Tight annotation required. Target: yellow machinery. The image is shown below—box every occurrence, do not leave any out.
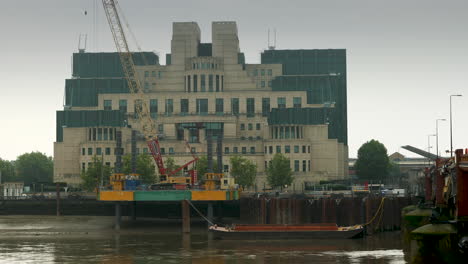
[160,175,192,185]
[110,173,139,191]
[220,177,236,190]
[204,173,223,190]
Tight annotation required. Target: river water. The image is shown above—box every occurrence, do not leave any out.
[0,221,408,264]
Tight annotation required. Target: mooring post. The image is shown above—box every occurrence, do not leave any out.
[56,183,60,216]
[115,202,121,230]
[182,200,191,233]
[207,202,214,227]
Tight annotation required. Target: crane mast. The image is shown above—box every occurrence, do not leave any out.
[101,0,155,138]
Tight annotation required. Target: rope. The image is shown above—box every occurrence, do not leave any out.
[363,197,386,227]
[185,200,215,226]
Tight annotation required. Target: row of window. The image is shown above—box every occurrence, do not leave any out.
[271,126,304,140]
[82,147,114,156]
[105,96,303,117]
[265,160,311,172]
[240,123,261,131]
[185,74,223,92]
[265,145,311,154]
[192,62,219,70]
[253,69,273,76]
[143,71,162,78]
[88,128,117,141]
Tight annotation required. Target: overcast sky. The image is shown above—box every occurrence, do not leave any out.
[1,0,467,161]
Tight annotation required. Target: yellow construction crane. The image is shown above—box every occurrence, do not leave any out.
[101,0,156,139]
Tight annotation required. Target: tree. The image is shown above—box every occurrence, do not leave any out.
[81,156,112,191]
[122,154,156,184]
[195,156,218,179]
[267,153,293,189]
[354,139,390,183]
[15,152,53,185]
[0,158,16,182]
[164,157,179,174]
[230,155,257,189]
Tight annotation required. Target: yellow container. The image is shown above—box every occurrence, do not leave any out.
[191,190,226,201]
[100,191,134,201]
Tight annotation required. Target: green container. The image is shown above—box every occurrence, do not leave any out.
[134,191,192,201]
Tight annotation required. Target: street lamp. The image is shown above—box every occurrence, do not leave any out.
[436,119,446,158]
[450,94,462,157]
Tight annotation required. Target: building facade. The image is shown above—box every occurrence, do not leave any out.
[54,21,348,189]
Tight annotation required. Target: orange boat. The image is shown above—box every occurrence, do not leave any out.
[209,223,364,240]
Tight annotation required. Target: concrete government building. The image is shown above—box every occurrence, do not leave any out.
[54,21,348,189]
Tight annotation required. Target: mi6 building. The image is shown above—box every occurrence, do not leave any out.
[54,21,348,189]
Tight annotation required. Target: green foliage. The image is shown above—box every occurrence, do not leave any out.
[230,155,257,188]
[355,139,390,182]
[0,158,16,182]
[81,156,112,191]
[267,153,293,189]
[122,154,156,184]
[15,152,53,185]
[195,156,218,179]
[164,157,179,174]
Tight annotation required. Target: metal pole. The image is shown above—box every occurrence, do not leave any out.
[436,119,446,158]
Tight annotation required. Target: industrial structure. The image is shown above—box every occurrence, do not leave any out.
[54,21,348,189]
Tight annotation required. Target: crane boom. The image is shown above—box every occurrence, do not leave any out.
[101,0,155,138]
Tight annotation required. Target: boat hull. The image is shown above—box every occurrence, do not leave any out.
[209,227,364,240]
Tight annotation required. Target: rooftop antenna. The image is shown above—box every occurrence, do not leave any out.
[268,28,276,50]
[78,33,87,53]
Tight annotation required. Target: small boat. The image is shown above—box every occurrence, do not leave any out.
[209,223,364,240]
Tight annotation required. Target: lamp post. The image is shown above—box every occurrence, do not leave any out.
[427,134,436,166]
[436,119,446,159]
[450,94,462,157]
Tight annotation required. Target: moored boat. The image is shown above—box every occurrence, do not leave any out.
[209,223,364,240]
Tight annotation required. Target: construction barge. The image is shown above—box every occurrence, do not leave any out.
[209,223,364,240]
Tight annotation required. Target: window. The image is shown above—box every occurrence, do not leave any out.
[253,69,258,76]
[144,82,149,91]
[250,147,255,154]
[105,162,111,167]
[180,99,189,114]
[165,99,173,115]
[193,75,198,92]
[96,147,102,155]
[196,99,208,115]
[201,74,206,92]
[216,75,220,92]
[103,128,108,140]
[169,147,174,154]
[104,100,112,110]
[294,160,299,172]
[248,123,253,130]
[225,147,230,154]
[151,71,156,77]
[262,98,270,116]
[119,99,127,112]
[293,97,302,108]
[144,71,149,77]
[110,128,114,140]
[302,145,306,153]
[269,146,273,154]
[268,80,272,87]
[285,127,290,139]
[276,146,281,153]
[256,123,261,130]
[240,123,245,130]
[209,75,213,92]
[97,128,102,140]
[285,145,291,153]
[268,69,272,76]
[294,145,299,153]
[231,98,239,115]
[303,160,307,172]
[105,147,111,155]
[223,165,229,172]
[158,71,162,78]
[215,98,224,114]
[246,98,255,117]
[308,160,311,171]
[160,148,165,154]
[150,99,158,118]
[88,148,93,155]
[82,163,85,171]
[242,147,247,154]
[158,124,164,134]
[261,69,265,76]
[261,81,265,87]
[233,147,238,153]
[277,97,286,109]
[187,75,191,92]
[308,146,311,153]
